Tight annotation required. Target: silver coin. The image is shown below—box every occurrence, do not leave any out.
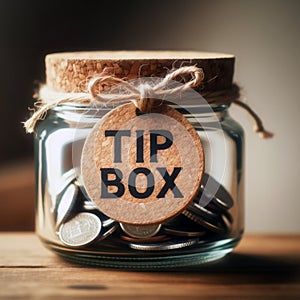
[58,212,102,247]
[83,200,98,211]
[187,201,220,222]
[102,218,116,228]
[55,183,78,228]
[98,224,118,241]
[129,238,199,251]
[82,201,115,228]
[120,223,161,239]
[163,227,206,237]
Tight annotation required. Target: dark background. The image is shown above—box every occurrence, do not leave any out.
[0,0,199,165]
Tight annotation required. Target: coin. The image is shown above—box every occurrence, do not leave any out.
[205,199,228,214]
[55,183,78,228]
[120,223,161,239]
[200,173,234,209]
[82,200,116,228]
[102,217,116,228]
[162,214,207,237]
[83,200,98,211]
[182,210,226,234]
[183,200,232,235]
[220,213,232,232]
[206,202,233,223]
[120,234,170,243]
[163,227,206,237]
[98,224,118,241]
[212,194,233,211]
[129,238,199,251]
[163,213,199,228]
[186,201,220,222]
[50,169,77,212]
[58,212,102,247]
[52,168,77,199]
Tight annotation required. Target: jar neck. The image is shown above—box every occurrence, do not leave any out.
[175,104,230,127]
[52,103,230,125]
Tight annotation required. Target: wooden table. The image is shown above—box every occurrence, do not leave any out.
[0,233,299,299]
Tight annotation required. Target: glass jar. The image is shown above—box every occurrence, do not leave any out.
[34,102,244,269]
[32,51,245,269]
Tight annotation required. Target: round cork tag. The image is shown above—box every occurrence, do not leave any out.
[81,102,204,225]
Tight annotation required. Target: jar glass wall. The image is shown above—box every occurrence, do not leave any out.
[34,103,244,269]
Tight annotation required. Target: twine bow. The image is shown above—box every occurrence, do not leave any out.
[23,66,273,138]
[87,65,204,113]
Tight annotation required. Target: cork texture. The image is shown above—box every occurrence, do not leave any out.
[81,102,204,225]
[45,51,235,93]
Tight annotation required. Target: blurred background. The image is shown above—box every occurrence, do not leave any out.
[0,0,299,232]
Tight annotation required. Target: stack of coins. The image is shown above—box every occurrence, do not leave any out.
[53,170,233,251]
[181,183,233,235]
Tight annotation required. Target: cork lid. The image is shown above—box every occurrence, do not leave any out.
[45,51,235,93]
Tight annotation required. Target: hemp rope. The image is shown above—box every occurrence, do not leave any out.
[23,66,273,138]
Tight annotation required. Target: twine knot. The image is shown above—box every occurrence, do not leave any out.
[86,65,204,113]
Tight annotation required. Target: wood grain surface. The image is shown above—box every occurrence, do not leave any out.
[0,233,299,299]
[0,161,35,231]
